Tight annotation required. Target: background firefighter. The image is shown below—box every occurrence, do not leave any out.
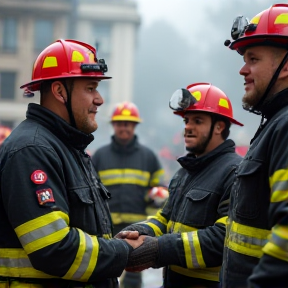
[92,101,168,288]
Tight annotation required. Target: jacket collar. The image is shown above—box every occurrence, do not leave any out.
[111,135,139,153]
[262,88,288,120]
[26,103,94,150]
[177,139,236,171]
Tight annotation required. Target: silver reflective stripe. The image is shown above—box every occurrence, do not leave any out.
[229,230,268,247]
[0,257,31,267]
[187,232,200,268]
[72,233,93,280]
[19,218,67,246]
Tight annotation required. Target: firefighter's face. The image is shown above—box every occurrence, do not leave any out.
[239,46,286,109]
[183,112,212,156]
[112,121,137,145]
[71,78,104,134]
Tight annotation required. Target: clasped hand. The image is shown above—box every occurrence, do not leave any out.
[115,230,158,272]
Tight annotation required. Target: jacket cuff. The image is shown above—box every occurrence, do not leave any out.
[156,233,185,267]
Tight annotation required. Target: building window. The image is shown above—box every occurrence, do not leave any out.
[93,24,111,58]
[2,18,17,52]
[34,20,54,52]
[0,72,16,100]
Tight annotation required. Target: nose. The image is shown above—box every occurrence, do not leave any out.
[94,91,104,106]
[239,63,249,76]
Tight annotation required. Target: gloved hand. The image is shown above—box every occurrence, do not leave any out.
[125,236,159,272]
[114,224,150,239]
[125,234,184,273]
[148,186,169,207]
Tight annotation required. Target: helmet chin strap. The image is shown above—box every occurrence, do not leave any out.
[246,51,288,116]
[186,115,216,156]
[62,80,77,129]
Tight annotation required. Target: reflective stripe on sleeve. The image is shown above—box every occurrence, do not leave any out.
[262,224,288,262]
[182,231,205,269]
[15,211,69,254]
[145,210,167,236]
[63,228,99,281]
[269,169,288,202]
[225,221,270,258]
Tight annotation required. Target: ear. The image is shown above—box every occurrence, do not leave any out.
[214,121,225,135]
[279,60,288,80]
[51,81,66,104]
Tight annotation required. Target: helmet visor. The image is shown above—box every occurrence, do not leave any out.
[169,88,197,111]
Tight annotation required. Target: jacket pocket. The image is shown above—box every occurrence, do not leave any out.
[235,159,263,219]
[181,189,219,227]
[68,187,97,234]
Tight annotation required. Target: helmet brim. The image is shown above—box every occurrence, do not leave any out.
[174,109,243,126]
[229,34,288,55]
[20,74,112,91]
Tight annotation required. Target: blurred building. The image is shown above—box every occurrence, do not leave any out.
[0,0,140,128]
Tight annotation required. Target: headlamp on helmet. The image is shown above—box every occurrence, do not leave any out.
[169,88,197,112]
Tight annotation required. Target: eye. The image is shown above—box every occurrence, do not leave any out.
[195,118,203,125]
[183,118,188,124]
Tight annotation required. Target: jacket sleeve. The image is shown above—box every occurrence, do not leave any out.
[1,145,131,282]
[248,118,288,287]
[150,165,236,269]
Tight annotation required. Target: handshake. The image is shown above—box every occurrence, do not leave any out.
[115,230,160,273]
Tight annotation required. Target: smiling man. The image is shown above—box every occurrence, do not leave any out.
[222,3,288,287]
[0,39,148,288]
[116,83,243,288]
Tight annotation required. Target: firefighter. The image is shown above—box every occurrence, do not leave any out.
[116,83,243,287]
[0,39,150,288]
[0,125,12,147]
[92,101,167,288]
[221,3,288,287]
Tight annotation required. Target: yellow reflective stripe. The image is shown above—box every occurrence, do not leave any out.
[182,231,205,269]
[63,229,99,281]
[216,216,228,226]
[145,222,163,236]
[15,211,69,236]
[0,248,57,279]
[15,211,70,254]
[271,190,288,202]
[150,169,165,186]
[147,210,167,226]
[170,265,220,282]
[111,213,147,225]
[262,224,288,262]
[269,169,288,202]
[169,221,197,233]
[263,242,288,262]
[99,169,150,186]
[226,221,270,258]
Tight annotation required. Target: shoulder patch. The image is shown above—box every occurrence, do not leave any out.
[36,188,55,205]
[31,170,47,184]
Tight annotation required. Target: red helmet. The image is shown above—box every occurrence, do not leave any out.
[0,125,12,146]
[20,39,111,92]
[227,4,288,54]
[111,102,142,123]
[172,83,243,126]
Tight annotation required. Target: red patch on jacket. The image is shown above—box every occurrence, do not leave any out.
[31,170,47,184]
[36,188,55,205]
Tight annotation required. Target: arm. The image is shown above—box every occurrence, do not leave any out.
[248,119,288,287]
